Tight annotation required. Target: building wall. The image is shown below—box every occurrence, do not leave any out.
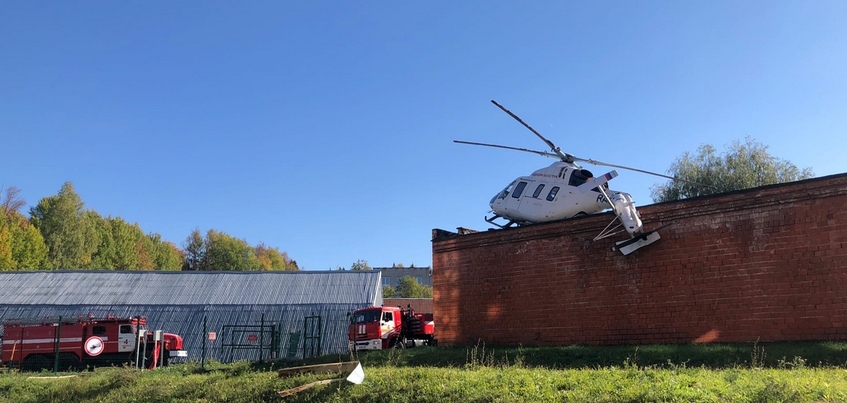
[374,267,432,287]
[383,298,434,314]
[432,174,847,346]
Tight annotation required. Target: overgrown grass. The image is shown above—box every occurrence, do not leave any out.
[2,342,847,402]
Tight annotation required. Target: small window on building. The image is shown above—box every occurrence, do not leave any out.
[546,186,560,201]
[93,326,107,336]
[383,277,391,286]
[416,276,423,284]
[511,181,528,199]
[532,184,545,198]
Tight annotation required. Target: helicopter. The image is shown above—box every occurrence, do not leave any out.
[455,100,688,255]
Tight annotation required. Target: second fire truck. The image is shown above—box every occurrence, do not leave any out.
[348,305,436,350]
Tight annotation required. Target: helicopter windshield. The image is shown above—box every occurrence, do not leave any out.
[497,181,517,200]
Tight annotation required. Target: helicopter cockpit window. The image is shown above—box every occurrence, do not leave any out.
[568,169,594,187]
[498,181,516,199]
[546,186,560,201]
[532,184,545,198]
[511,181,528,199]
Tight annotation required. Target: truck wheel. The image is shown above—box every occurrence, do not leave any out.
[22,354,51,372]
[392,336,407,349]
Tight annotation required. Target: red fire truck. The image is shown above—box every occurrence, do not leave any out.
[1,315,187,371]
[348,305,435,350]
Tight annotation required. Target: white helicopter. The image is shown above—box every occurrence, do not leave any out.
[456,100,687,255]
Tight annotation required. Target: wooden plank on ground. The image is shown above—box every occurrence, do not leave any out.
[277,361,359,378]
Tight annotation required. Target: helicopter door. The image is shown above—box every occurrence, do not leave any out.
[503,180,531,214]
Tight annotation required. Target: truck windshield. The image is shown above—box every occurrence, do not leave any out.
[354,311,381,324]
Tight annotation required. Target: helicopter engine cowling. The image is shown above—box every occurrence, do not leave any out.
[611,192,643,236]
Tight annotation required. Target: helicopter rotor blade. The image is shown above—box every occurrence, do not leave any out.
[490,100,576,163]
[481,100,715,189]
[453,140,561,159]
[572,157,712,188]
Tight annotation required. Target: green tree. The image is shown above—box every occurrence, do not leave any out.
[183,229,205,271]
[87,212,178,271]
[256,243,297,271]
[651,137,815,202]
[88,212,116,269]
[350,259,371,271]
[203,229,260,271]
[395,275,434,298]
[150,235,183,271]
[0,187,48,270]
[383,285,396,298]
[10,219,48,269]
[29,182,98,269]
[0,223,13,269]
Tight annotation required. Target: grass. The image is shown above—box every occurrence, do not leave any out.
[2,342,847,402]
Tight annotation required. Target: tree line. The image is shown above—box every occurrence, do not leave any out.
[0,182,297,271]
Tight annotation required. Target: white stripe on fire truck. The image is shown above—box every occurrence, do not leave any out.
[2,337,102,345]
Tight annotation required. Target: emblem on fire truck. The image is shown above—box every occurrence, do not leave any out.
[85,336,104,356]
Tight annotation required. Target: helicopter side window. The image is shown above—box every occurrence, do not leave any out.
[511,181,528,199]
[568,169,594,187]
[532,184,545,198]
[546,186,560,201]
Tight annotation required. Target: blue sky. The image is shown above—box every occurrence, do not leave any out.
[2,2,846,270]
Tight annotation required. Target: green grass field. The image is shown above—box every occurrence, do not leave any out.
[3,342,847,402]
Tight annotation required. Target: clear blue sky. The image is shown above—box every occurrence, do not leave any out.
[2,2,846,270]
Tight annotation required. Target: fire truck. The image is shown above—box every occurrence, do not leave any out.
[1,315,187,371]
[348,305,435,350]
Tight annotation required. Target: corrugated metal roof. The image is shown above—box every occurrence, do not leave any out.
[0,270,384,362]
[0,270,382,306]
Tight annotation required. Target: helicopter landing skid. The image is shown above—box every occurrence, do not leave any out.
[485,214,518,228]
[615,231,661,255]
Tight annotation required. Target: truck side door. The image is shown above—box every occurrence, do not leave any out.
[118,324,135,352]
[380,311,395,336]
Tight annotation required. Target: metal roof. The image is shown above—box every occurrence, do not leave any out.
[0,270,382,306]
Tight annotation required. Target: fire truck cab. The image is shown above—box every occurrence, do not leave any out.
[348,306,435,351]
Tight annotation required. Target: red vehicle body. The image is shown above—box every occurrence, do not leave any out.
[1,316,187,371]
[348,306,436,350]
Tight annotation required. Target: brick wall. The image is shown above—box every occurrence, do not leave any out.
[432,174,847,346]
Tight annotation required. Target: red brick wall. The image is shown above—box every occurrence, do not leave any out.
[432,174,847,346]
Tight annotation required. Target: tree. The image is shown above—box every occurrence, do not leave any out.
[0,223,13,269]
[350,259,371,271]
[183,229,205,271]
[0,187,48,270]
[651,137,815,202]
[29,182,98,269]
[150,236,183,271]
[182,229,296,271]
[1,186,25,218]
[383,285,396,298]
[255,243,290,271]
[200,229,260,271]
[395,275,433,298]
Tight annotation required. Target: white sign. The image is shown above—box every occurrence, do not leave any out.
[85,336,104,356]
